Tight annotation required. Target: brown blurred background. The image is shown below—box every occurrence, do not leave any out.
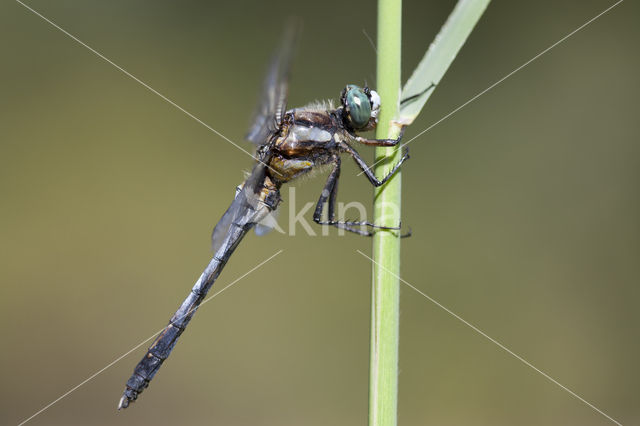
[1,0,638,425]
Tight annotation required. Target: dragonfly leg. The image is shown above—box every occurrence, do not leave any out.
[312,156,401,236]
[353,126,406,146]
[345,143,409,188]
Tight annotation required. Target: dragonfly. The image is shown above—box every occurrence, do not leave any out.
[118,26,410,410]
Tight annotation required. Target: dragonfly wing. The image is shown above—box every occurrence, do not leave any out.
[246,21,299,146]
[254,209,281,236]
[211,162,270,253]
[214,23,297,250]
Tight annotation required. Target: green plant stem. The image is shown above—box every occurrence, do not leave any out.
[369,0,402,425]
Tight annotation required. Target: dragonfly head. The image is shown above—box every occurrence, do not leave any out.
[341,85,381,132]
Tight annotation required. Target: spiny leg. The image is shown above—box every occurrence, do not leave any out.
[312,156,367,235]
[352,126,406,147]
[312,156,400,236]
[345,143,409,188]
[324,159,376,235]
[326,158,338,223]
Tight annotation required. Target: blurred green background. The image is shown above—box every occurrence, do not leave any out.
[1,0,638,425]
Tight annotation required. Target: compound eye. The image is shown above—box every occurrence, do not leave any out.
[345,87,371,130]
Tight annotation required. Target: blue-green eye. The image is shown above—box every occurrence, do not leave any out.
[344,85,371,129]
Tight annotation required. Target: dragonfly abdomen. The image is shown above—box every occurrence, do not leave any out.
[118,246,234,409]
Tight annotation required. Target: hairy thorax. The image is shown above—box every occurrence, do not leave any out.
[269,108,344,183]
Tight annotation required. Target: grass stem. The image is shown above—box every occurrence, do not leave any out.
[369,0,403,425]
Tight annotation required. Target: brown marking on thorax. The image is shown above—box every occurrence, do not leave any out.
[292,110,333,127]
[274,110,337,157]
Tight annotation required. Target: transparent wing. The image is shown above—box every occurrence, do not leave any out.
[254,209,282,236]
[212,24,297,250]
[246,21,300,146]
[211,162,269,253]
